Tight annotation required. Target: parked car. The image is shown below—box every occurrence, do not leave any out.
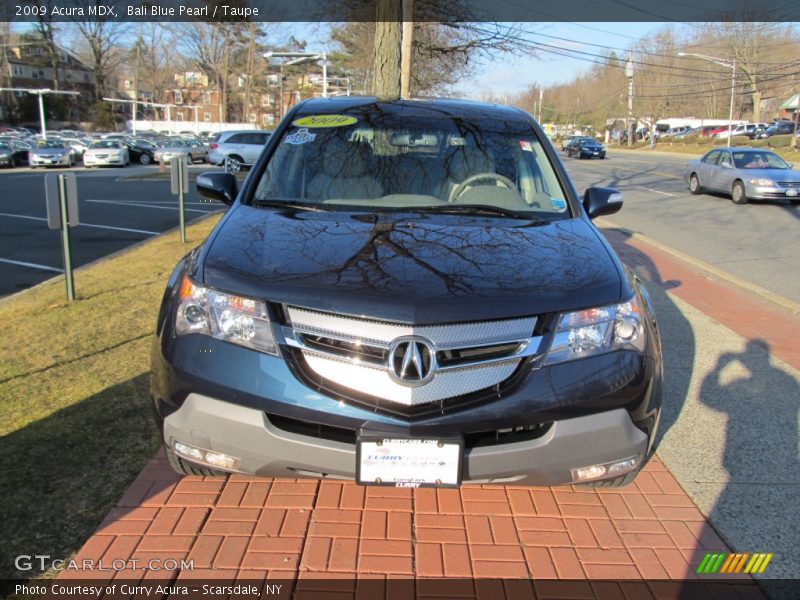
[565,137,606,159]
[756,121,797,139]
[0,141,14,167]
[207,130,272,171]
[153,139,209,164]
[28,139,74,168]
[0,138,31,166]
[714,123,767,140]
[124,139,158,164]
[151,97,663,489]
[685,147,800,205]
[83,140,130,167]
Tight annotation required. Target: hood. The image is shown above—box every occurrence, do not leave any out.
[32,147,68,154]
[201,207,624,323]
[743,168,800,180]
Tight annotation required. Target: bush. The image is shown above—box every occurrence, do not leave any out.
[681,133,700,144]
[731,135,751,145]
[697,136,715,145]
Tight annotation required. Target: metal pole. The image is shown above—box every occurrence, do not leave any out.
[279,63,284,121]
[178,158,186,243]
[58,174,75,301]
[627,77,634,148]
[132,100,137,135]
[38,93,46,139]
[727,59,736,147]
[322,54,328,98]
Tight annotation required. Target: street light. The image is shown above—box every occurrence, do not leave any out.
[263,51,328,101]
[0,87,80,139]
[678,52,737,147]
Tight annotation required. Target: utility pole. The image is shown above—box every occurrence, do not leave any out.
[400,0,413,98]
[538,87,543,123]
[626,55,634,148]
[372,0,402,99]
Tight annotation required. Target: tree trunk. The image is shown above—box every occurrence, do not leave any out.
[372,0,402,100]
[751,89,761,123]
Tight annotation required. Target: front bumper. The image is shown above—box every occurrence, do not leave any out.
[84,156,124,166]
[30,155,70,166]
[746,183,800,200]
[163,394,648,485]
[152,330,661,485]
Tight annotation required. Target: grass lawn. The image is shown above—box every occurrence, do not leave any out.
[608,141,800,161]
[0,214,221,580]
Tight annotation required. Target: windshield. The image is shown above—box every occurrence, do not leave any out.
[37,140,65,149]
[0,142,11,151]
[732,151,789,170]
[90,141,120,149]
[253,110,570,218]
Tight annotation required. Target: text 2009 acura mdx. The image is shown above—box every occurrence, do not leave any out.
[150,97,663,488]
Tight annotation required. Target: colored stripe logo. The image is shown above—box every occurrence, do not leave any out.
[697,552,773,574]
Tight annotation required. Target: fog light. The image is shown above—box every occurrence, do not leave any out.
[571,456,639,483]
[173,440,242,471]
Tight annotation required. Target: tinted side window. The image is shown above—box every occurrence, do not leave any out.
[251,133,270,145]
[226,134,246,143]
[702,150,720,165]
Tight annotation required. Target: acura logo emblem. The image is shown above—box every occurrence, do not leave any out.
[387,336,437,386]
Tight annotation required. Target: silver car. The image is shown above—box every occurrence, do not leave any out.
[29,140,74,168]
[685,147,800,205]
[207,130,272,171]
[154,139,208,164]
[83,140,130,167]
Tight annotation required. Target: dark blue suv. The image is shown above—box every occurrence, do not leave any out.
[150,97,662,488]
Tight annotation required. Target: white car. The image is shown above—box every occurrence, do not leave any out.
[83,140,130,167]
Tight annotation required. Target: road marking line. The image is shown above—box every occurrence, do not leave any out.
[85,198,214,214]
[0,257,63,273]
[641,187,678,197]
[596,218,800,315]
[0,211,158,236]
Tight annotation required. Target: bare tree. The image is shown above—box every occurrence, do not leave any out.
[372,0,402,98]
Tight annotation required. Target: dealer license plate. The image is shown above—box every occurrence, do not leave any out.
[786,189,798,197]
[357,436,463,488]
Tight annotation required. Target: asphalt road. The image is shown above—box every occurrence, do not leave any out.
[564,149,800,303]
[0,164,225,298]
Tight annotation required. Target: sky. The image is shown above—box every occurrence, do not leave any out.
[288,21,667,99]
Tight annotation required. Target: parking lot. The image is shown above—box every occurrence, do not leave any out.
[0,164,224,297]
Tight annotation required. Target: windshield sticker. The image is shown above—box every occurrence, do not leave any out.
[285,128,316,145]
[551,198,567,211]
[519,140,533,152]
[291,115,358,128]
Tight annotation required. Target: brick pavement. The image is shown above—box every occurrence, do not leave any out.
[59,451,766,598]
[55,229,796,597]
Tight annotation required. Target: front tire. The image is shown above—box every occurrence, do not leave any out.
[165,445,227,478]
[139,154,151,165]
[689,173,702,195]
[732,180,748,205]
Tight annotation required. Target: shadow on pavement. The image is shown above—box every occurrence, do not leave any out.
[699,340,800,596]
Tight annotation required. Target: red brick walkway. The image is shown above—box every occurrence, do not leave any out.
[61,451,764,597]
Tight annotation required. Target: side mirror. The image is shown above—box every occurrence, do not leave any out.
[583,187,623,219]
[196,171,237,206]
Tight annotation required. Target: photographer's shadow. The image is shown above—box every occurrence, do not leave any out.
[699,339,800,586]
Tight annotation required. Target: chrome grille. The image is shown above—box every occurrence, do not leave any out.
[778,181,800,188]
[283,306,541,406]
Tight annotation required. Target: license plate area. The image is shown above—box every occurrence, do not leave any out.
[356,434,463,488]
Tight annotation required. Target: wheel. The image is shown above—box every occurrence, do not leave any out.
[187,153,194,163]
[731,180,748,205]
[689,173,702,195]
[165,444,227,478]
[225,155,243,173]
[577,471,639,488]
[139,154,151,165]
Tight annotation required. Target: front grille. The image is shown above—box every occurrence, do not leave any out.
[777,181,800,188]
[282,306,542,411]
[266,413,552,449]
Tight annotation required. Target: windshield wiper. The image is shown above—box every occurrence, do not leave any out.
[250,199,328,212]
[395,204,551,221]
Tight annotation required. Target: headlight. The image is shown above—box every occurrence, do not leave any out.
[175,276,278,355]
[543,296,645,365]
[749,178,774,186]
